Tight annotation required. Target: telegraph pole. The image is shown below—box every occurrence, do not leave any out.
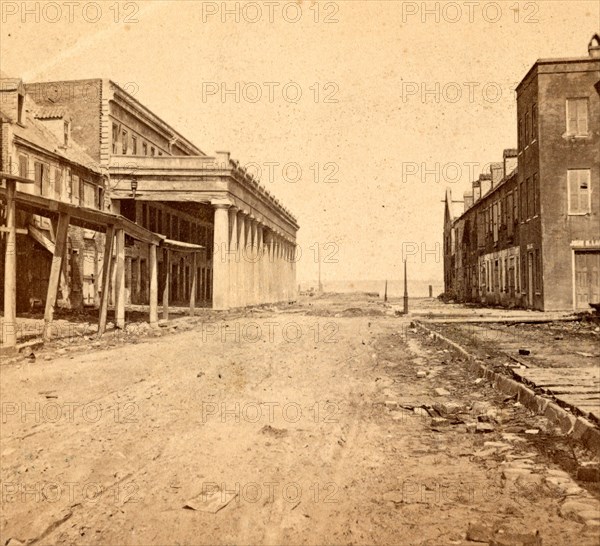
[403,259,409,314]
[384,280,388,302]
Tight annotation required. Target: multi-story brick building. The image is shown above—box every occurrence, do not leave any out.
[444,36,600,311]
[0,75,107,312]
[26,78,299,311]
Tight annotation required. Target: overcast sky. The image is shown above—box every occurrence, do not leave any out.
[2,1,599,286]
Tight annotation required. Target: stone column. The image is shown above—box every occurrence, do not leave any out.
[256,224,264,305]
[237,211,247,308]
[211,200,230,310]
[148,243,158,326]
[250,218,259,306]
[228,207,238,308]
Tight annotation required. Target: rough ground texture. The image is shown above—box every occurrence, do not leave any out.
[1,294,599,545]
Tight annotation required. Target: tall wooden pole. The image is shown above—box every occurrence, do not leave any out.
[162,248,171,320]
[384,280,388,302]
[189,252,197,316]
[403,259,409,314]
[43,212,70,340]
[98,224,115,337]
[3,178,17,348]
[114,228,126,329]
[149,243,158,326]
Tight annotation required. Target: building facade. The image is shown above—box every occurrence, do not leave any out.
[24,79,299,311]
[1,76,107,312]
[444,37,600,311]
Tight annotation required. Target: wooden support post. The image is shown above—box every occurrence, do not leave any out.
[98,225,115,337]
[163,248,170,320]
[114,228,125,329]
[149,243,158,327]
[2,179,17,348]
[189,252,197,316]
[43,212,70,341]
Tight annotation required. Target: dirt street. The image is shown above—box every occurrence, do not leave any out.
[1,295,599,545]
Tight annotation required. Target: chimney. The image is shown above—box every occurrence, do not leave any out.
[463,191,473,212]
[479,173,492,196]
[0,77,26,125]
[472,180,481,202]
[490,162,503,188]
[589,34,600,58]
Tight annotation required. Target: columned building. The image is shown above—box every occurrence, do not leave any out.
[27,79,299,310]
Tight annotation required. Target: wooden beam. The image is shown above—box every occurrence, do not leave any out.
[98,225,115,337]
[149,243,158,326]
[43,212,70,341]
[114,229,126,329]
[189,252,197,316]
[2,179,17,348]
[162,248,170,320]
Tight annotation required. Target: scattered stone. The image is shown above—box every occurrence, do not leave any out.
[518,349,531,356]
[560,499,600,523]
[413,407,430,418]
[466,521,493,542]
[431,417,450,427]
[489,529,542,546]
[475,423,495,433]
[384,400,399,410]
[474,378,484,384]
[525,429,540,435]
[259,425,288,439]
[577,462,600,483]
[416,370,427,378]
[434,388,451,396]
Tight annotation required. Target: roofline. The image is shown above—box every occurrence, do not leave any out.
[107,79,205,156]
[449,167,518,224]
[516,56,600,92]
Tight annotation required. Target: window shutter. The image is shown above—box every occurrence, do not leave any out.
[577,100,588,135]
[568,171,579,213]
[567,100,577,134]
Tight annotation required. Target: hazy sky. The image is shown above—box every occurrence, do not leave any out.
[2,1,599,285]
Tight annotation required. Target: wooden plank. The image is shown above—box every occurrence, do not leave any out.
[97,226,115,337]
[189,252,197,317]
[2,179,17,348]
[163,248,170,320]
[149,243,158,326]
[114,228,125,329]
[42,213,70,341]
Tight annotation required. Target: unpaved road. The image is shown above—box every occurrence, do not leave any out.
[1,295,599,545]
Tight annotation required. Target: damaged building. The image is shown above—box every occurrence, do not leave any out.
[444,36,600,311]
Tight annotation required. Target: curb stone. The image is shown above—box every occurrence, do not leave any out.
[414,321,600,454]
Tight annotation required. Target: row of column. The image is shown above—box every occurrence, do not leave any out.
[212,202,296,310]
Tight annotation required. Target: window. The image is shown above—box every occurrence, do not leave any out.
[122,130,128,154]
[518,117,523,150]
[142,142,148,156]
[18,154,28,178]
[54,167,63,200]
[525,111,530,144]
[532,173,539,216]
[63,121,69,147]
[527,177,533,219]
[513,189,519,224]
[507,192,514,235]
[112,123,119,154]
[83,182,96,208]
[520,180,526,221]
[150,146,156,156]
[568,169,591,214]
[132,136,138,155]
[97,187,104,210]
[34,162,49,195]
[531,103,538,141]
[566,98,588,136]
[72,174,80,204]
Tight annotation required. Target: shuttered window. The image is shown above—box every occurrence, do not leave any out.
[566,98,588,136]
[568,170,591,214]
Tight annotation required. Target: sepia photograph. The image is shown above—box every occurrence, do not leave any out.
[1,1,599,545]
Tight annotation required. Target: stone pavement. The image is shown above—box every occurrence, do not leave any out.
[513,367,600,422]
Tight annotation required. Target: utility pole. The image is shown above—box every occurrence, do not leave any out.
[403,259,409,314]
[317,244,323,294]
[384,280,388,302]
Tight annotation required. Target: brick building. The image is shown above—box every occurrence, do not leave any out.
[26,78,299,311]
[0,75,107,312]
[444,36,600,311]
